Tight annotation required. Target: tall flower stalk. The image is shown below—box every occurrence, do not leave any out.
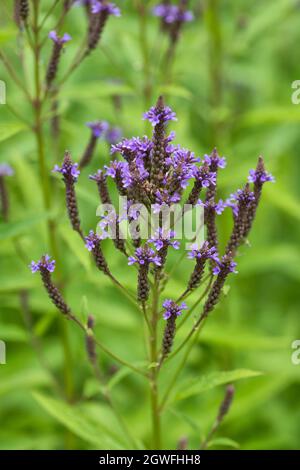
[31,98,274,449]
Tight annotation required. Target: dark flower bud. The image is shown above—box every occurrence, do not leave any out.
[85,230,110,275]
[53,151,83,237]
[128,246,161,303]
[160,300,187,363]
[217,385,235,424]
[0,164,14,222]
[46,31,71,87]
[30,255,70,315]
[19,0,29,23]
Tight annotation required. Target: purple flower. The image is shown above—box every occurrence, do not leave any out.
[226,188,256,217]
[89,169,103,181]
[48,30,72,44]
[149,229,180,251]
[86,121,109,138]
[112,136,153,159]
[248,167,275,185]
[84,230,108,250]
[187,241,219,263]
[128,246,161,267]
[197,198,226,215]
[105,127,122,145]
[0,164,14,177]
[53,159,80,181]
[143,105,177,127]
[30,255,56,273]
[213,256,238,276]
[193,164,216,188]
[204,151,226,169]
[162,299,188,320]
[153,5,194,24]
[91,0,121,16]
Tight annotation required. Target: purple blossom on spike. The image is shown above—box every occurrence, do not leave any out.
[48,30,72,44]
[160,299,188,364]
[149,229,180,251]
[105,127,122,145]
[144,103,177,127]
[86,120,109,138]
[84,230,110,274]
[248,166,274,185]
[162,299,187,320]
[128,246,161,267]
[91,0,121,16]
[153,5,194,24]
[204,151,226,169]
[213,257,238,276]
[30,255,56,273]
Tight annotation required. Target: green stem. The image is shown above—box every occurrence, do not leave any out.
[149,281,161,449]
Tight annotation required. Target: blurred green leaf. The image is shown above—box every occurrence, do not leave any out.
[171,369,263,404]
[0,123,26,142]
[208,437,240,449]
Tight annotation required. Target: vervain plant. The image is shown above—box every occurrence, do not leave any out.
[30,96,274,449]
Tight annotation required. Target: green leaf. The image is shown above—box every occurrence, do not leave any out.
[0,212,52,241]
[171,369,263,404]
[0,370,50,397]
[32,392,126,449]
[0,123,26,142]
[208,437,240,449]
[59,225,91,272]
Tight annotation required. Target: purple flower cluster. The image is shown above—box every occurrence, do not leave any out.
[30,255,56,273]
[187,241,219,263]
[86,121,121,144]
[248,166,275,185]
[213,256,238,276]
[144,105,177,127]
[48,30,72,45]
[162,299,187,320]
[149,229,180,251]
[91,0,121,16]
[84,230,103,251]
[53,160,80,181]
[128,246,161,267]
[153,4,194,24]
[226,188,256,217]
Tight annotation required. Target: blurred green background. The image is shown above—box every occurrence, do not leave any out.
[0,0,300,450]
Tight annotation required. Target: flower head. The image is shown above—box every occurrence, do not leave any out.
[226,186,256,217]
[204,149,226,169]
[86,120,109,138]
[149,229,180,251]
[105,126,122,145]
[187,241,219,263]
[143,98,177,126]
[48,30,72,44]
[53,155,80,182]
[91,0,121,16]
[162,299,187,320]
[128,246,161,266]
[213,256,238,276]
[84,230,104,251]
[248,157,275,185]
[193,163,216,188]
[0,163,14,177]
[30,255,56,273]
[153,5,194,24]
[198,198,226,215]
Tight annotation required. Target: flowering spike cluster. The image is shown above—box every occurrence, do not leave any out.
[149,229,180,275]
[87,0,120,52]
[46,31,72,87]
[187,242,219,291]
[30,255,71,315]
[53,151,83,237]
[0,164,14,222]
[85,230,110,274]
[161,300,187,361]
